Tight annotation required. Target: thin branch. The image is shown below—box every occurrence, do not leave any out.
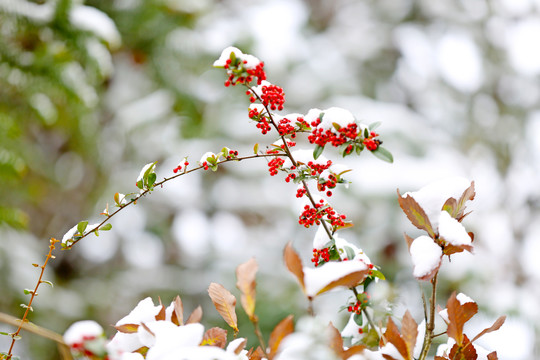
[6,239,60,359]
[418,271,439,360]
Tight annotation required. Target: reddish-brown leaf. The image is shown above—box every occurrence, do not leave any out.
[114,323,139,334]
[404,233,415,250]
[202,327,227,348]
[283,243,305,291]
[446,292,478,346]
[155,304,166,321]
[247,347,266,360]
[343,345,367,359]
[442,197,458,217]
[401,311,418,358]
[471,315,506,343]
[268,315,294,359]
[487,351,499,360]
[317,270,369,296]
[448,334,477,360]
[384,317,408,360]
[236,257,258,321]
[443,242,473,256]
[327,322,345,359]
[232,338,247,355]
[456,181,475,219]
[397,190,435,237]
[208,283,238,333]
[186,305,203,324]
[171,295,183,325]
[434,357,448,360]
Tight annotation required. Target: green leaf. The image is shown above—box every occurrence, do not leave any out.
[101,223,112,231]
[344,246,356,260]
[313,145,324,160]
[0,332,10,336]
[363,128,369,138]
[20,304,33,311]
[371,147,393,163]
[353,312,363,326]
[147,173,157,187]
[368,121,381,130]
[253,143,259,154]
[77,221,88,235]
[332,122,342,131]
[370,269,385,280]
[40,280,54,288]
[23,289,34,295]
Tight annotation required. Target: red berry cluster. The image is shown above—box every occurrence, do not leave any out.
[317,174,338,194]
[223,58,267,87]
[248,107,272,135]
[308,121,359,148]
[298,200,347,229]
[296,186,307,198]
[277,117,296,137]
[201,161,209,171]
[70,336,107,359]
[306,160,332,176]
[347,295,370,315]
[311,247,330,267]
[225,150,239,160]
[285,173,296,183]
[258,84,285,111]
[363,131,381,151]
[173,160,189,174]
[268,158,285,176]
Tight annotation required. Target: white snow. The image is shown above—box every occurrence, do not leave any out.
[63,320,104,346]
[303,260,368,297]
[437,211,472,246]
[213,46,261,69]
[403,177,471,230]
[318,107,357,131]
[70,5,121,49]
[137,162,156,182]
[409,235,442,280]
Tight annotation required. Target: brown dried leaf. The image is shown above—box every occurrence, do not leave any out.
[236,257,258,321]
[317,270,369,296]
[383,317,408,360]
[283,243,305,291]
[401,311,418,358]
[434,357,448,360]
[202,327,227,348]
[487,351,499,360]
[208,283,238,332]
[446,292,478,346]
[471,315,506,343]
[268,315,294,359]
[397,190,435,237]
[186,305,203,324]
[114,323,139,334]
[171,295,184,325]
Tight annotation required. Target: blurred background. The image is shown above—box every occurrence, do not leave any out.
[0,0,539,358]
